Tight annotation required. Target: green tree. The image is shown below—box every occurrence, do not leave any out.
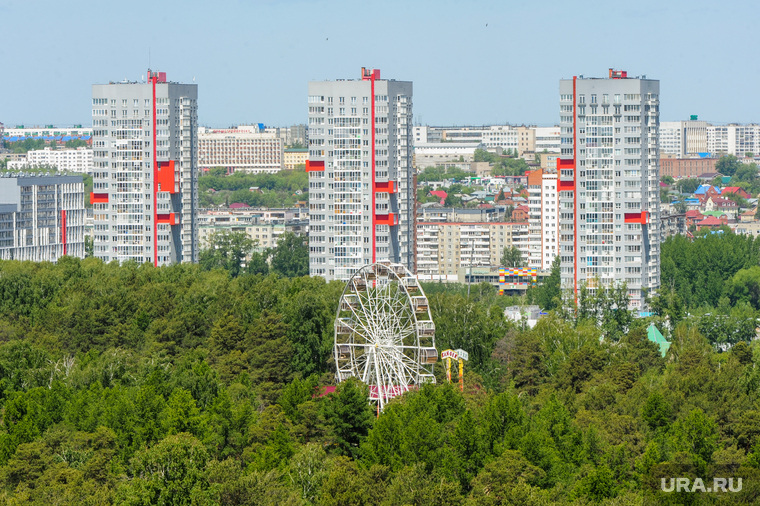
[534,256,561,311]
[84,235,94,257]
[675,178,700,194]
[199,230,255,277]
[248,250,270,275]
[725,266,760,309]
[669,409,718,470]
[642,392,671,431]
[500,245,524,268]
[285,288,333,377]
[117,433,211,505]
[321,378,374,458]
[270,232,308,278]
[717,155,741,177]
[469,450,546,505]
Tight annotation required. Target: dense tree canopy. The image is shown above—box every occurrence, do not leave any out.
[0,255,757,503]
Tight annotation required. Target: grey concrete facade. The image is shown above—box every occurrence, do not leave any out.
[558,73,660,309]
[307,70,415,281]
[0,175,86,261]
[91,72,198,266]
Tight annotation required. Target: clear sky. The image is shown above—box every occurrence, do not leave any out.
[1,0,758,128]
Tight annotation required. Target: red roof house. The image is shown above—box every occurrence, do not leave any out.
[429,190,448,205]
[721,187,751,199]
[685,210,704,227]
[696,215,728,230]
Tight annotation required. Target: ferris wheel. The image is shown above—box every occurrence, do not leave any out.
[334,262,438,411]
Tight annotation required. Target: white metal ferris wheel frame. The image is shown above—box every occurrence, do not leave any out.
[334,262,437,411]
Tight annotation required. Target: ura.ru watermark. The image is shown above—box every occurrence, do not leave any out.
[661,477,742,493]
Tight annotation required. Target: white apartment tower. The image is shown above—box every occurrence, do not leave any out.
[307,68,415,281]
[91,70,198,266]
[558,69,660,309]
[526,168,559,270]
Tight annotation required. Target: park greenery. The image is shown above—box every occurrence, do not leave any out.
[0,228,760,503]
[1,138,88,153]
[416,166,472,183]
[474,148,530,176]
[199,167,308,209]
[200,231,309,279]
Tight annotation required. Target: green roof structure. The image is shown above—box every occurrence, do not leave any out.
[647,323,671,357]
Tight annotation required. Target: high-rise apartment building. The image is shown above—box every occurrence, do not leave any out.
[558,69,660,309]
[307,68,414,281]
[91,70,198,266]
[526,168,559,270]
[660,119,708,156]
[0,174,86,261]
[707,124,760,157]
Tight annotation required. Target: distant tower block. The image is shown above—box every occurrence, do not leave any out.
[91,70,198,266]
[558,70,660,310]
[307,68,415,281]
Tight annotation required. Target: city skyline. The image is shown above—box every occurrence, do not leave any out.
[1,0,758,128]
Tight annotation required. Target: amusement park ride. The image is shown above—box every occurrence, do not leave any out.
[333,262,467,411]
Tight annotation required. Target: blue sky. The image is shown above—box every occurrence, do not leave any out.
[1,0,757,128]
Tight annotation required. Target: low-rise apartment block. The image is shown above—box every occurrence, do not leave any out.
[283,148,308,170]
[0,174,86,261]
[8,147,93,174]
[416,221,529,281]
[199,207,308,251]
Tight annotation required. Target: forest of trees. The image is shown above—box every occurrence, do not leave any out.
[0,229,759,503]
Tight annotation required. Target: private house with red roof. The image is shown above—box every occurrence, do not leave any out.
[740,208,758,223]
[685,210,704,227]
[429,190,448,205]
[721,187,751,199]
[705,196,739,216]
[696,215,728,231]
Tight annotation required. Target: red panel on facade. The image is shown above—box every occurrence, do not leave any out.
[558,180,575,190]
[557,158,575,169]
[373,181,397,193]
[305,160,325,172]
[624,211,649,224]
[61,210,67,256]
[90,192,109,204]
[375,213,398,226]
[156,213,177,225]
[156,160,177,193]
